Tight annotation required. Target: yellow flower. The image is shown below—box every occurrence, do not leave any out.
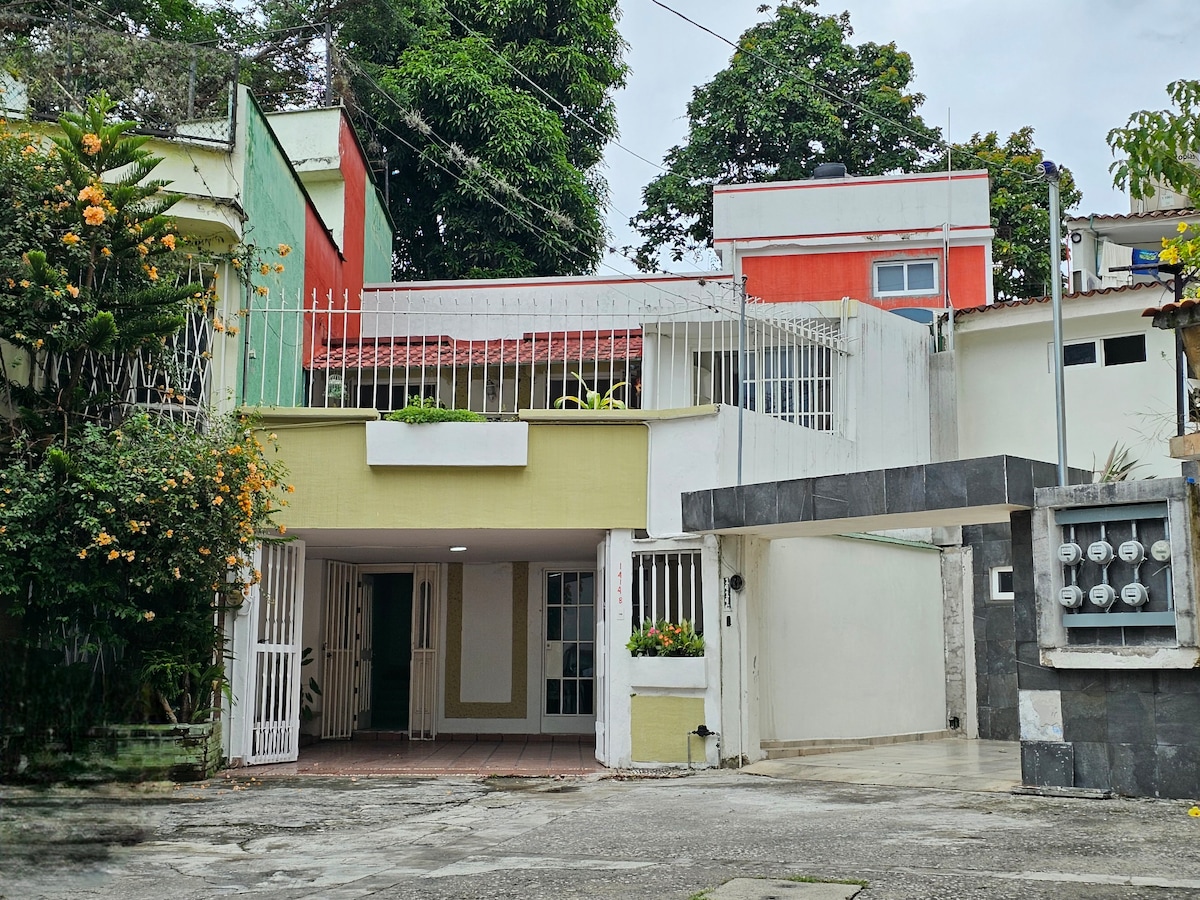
[212,495,224,505]
[273,263,285,273]
[161,234,176,250]
[143,610,155,621]
[286,484,295,493]
[107,549,120,560]
[96,531,114,546]
[166,529,174,537]
[81,133,102,155]
[260,263,270,276]
[231,258,242,269]
[1190,806,1200,817]
[199,546,211,556]
[255,285,268,296]
[277,243,292,257]
[1161,245,1181,266]
[83,205,106,226]
[62,232,80,245]
[1178,222,1189,234]
[77,549,88,559]
[100,247,112,257]
[226,555,238,565]
[172,567,181,579]
[78,184,104,204]
[278,524,287,535]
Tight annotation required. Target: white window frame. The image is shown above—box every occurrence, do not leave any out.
[990,566,1015,601]
[1048,333,1147,372]
[873,259,939,298]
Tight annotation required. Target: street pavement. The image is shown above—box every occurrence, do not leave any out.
[2,770,1199,899]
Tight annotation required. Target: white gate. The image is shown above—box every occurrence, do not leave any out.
[241,540,305,765]
[356,577,374,724]
[595,539,608,764]
[409,564,440,740]
[323,561,358,739]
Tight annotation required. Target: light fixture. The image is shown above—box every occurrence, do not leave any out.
[449,545,467,552]
[1070,231,1083,244]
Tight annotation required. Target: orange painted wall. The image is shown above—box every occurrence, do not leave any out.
[743,245,988,310]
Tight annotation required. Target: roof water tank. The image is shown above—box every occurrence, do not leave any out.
[812,162,848,179]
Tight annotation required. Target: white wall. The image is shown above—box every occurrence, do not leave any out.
[757,535,947,742]
[955,289,1182,478]
[713,170,992,244]
[459,563,514,702]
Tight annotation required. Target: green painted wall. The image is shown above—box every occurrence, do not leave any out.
[269,421,648,530]
[631,696,706,763]
[363,183,392,285]
[241,98,308,406]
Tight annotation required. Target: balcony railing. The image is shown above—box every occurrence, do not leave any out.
[241,289,850,433]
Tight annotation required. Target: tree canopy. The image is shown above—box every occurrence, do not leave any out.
[1108,79,1200,205]
[629,0,943,270]
[926,129,1081,302]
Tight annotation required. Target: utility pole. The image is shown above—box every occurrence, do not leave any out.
[737,275,747,487]
[1039,160,1068,486]
[324,19,334,106]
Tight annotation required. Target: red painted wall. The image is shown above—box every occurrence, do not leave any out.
[743,245,988,310]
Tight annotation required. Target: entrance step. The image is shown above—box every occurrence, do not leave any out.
[761,730,952,760]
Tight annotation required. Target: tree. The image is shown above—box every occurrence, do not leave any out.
[1108,79,1200,205]
[925,129,1081,302]
[253,0,629,280]
[629,0,943,270]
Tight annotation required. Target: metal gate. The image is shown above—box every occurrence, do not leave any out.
[323,561,358,739]
[409,564,440,740]
[242,540,306,765]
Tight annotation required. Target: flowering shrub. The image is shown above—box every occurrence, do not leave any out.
[626,619,704,657]
[1160,222,1200,296]
[0,412,290,726]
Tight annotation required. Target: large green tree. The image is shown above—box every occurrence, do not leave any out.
[925,129,1081,302]
[629,0,943,270]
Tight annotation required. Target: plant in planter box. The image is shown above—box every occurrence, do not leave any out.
[626,618,704,657]
[384,395,485,423]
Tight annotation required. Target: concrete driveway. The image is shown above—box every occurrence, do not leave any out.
[2,769,1199,899]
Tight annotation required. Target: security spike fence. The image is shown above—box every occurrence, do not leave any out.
[241,288,851,434]
[0,14,238,147]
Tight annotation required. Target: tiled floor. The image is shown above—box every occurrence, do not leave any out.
[239,736,606,778]
[743,739,1021,793]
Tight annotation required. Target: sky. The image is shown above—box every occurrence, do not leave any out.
[601,0,1200,274]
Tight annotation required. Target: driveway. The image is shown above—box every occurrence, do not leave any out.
[2,770,1198,899]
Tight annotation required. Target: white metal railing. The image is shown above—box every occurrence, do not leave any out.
[243,288,850,432]
[631,551,704,634]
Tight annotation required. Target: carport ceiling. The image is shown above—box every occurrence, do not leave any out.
[292,528,608,565]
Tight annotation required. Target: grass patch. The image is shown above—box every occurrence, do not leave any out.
[787,874,870,887]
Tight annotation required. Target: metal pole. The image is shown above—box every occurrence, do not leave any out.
[1047,169,1068,486]
[737,276,747,487]
[325,20,334,106]
[1175,272,1187,437]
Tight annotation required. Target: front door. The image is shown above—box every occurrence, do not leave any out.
[371,573,414,731]
[542,569,597,733]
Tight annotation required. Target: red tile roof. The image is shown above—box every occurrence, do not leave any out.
[954,282,1164,319]
[1067,208,1197,224]
[311,330,644,369]
[1142,297,1198,318]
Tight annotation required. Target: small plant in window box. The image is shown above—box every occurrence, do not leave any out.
[626,619,704,657]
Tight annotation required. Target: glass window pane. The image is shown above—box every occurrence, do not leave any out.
[908,262,936,291]
[580,610,594,641]
[876,264,905,293]
[580,643,594,678]
[547,607,562,641]
[562,681,578,715]
[564,643,578,677]
[545,679,560,715]
[563,573,577,605]
[1103,334,1146,366]
[579,572,594,606]
[563,607,578,641]
[547,573,562,606]
[1063,342,1097,366]
[579,681,594,716]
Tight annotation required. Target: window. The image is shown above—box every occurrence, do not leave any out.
[1103,334,1147,366]
[1063,342,1097,367]
[631,552,703,634]
[874,259,938,297]
[990,566,1015,601]
[695,344,835,431]
[1054,334,1146,371]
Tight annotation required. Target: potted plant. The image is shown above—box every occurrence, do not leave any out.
[626,619,706,689]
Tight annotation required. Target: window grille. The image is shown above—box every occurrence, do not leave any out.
[630,552,703,634]
[696,343,834,431]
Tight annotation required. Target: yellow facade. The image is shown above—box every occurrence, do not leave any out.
[265,413,649,530]
[631,695,707,763]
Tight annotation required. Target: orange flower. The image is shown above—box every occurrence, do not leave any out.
[212,495,224,505]
[143,610,155,621]
[162,233,176,250]
[107,549,120,560]
[78,184,104,204]
[77,549,88,559]
[83,205,106,226]
[277,243,292,257]
[255,285,268,296]
[100,247,112,257]
[62,232,80,245]
[66,284,79,298]
[81,133,102,155]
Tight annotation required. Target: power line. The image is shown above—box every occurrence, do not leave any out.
[437,4,666,175]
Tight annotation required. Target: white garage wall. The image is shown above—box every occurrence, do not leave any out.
[759,535,946,742]
[460,563,514,703]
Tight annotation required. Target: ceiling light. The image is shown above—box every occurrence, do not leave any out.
[450,546,467,552]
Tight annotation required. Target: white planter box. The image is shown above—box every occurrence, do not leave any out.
[628,655,707,690]
[366,421,529,467]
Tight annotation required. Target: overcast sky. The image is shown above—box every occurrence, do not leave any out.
[601,0,1200,274]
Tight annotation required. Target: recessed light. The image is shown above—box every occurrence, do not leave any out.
[450,546,467,552]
